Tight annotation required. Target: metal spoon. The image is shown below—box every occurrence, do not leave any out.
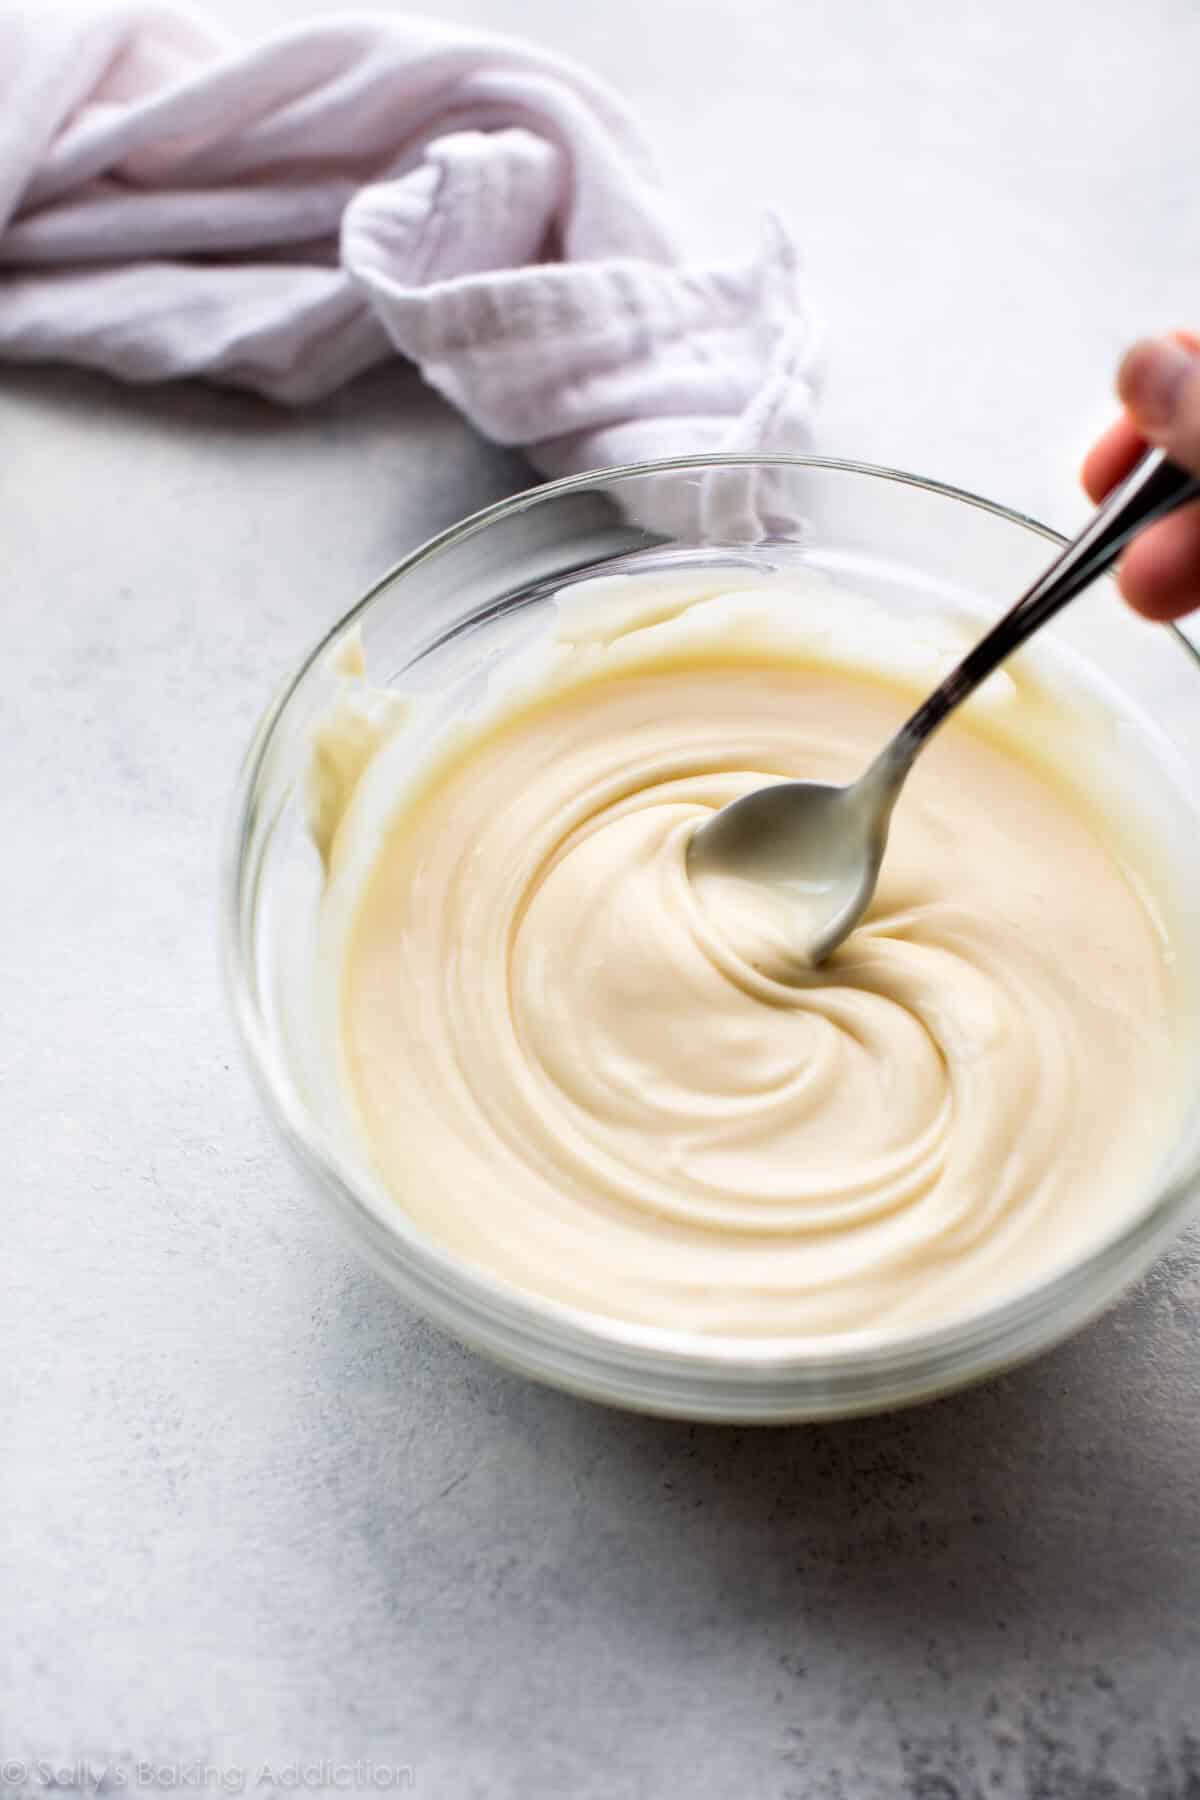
[687,449,1200,966]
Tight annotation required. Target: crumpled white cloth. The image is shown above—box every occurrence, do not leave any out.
[0,2,819,493]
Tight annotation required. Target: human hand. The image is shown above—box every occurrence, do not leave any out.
[1081,331,1200,620]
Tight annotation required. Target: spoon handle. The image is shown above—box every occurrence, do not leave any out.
[887,449,1200,770]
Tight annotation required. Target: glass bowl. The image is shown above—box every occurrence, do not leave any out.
[224,455,1200,1422]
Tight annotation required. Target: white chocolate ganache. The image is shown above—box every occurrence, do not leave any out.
[308,570,1191,1339]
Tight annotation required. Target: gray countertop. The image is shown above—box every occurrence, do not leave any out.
[6,2,1200,1794]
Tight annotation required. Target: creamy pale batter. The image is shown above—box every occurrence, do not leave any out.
[311,571,1188,1339]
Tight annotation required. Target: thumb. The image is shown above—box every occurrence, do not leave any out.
[1117,334,1200,473]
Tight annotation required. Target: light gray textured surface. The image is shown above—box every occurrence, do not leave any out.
[5,1,1200,1795]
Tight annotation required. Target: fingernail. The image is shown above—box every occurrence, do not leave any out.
[1118,337,1197,428]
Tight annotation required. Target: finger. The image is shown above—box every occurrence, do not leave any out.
[1117,336,1200,473]
[1080,333,1200,501]
[1080,414,1145,502]
[1116,498,1200,621]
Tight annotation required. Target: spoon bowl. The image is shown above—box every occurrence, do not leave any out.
[687,761,899,967]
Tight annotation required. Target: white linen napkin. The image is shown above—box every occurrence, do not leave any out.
[0,3,819,492]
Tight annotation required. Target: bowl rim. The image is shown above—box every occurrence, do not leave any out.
[223,452,1200,1395]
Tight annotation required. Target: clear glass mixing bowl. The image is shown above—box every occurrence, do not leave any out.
[225,456,1200,1421]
